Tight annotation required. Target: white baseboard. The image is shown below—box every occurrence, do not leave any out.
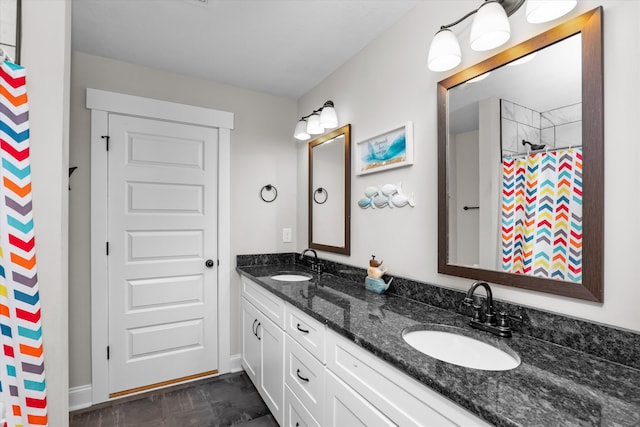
[69,356,243,412]
[69,384,93,412]
[229,353,242,372]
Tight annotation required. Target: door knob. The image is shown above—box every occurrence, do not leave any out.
[205,259,215,268]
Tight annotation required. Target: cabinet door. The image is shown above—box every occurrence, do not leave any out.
[258,313,285,426]
[241,297,260,386]
[324,370,394,427]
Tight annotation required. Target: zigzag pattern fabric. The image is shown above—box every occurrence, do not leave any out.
[0,60,48,426]
[501,149,582,282]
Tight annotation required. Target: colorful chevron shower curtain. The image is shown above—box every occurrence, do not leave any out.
[0,60,48,425]
[501,148,583,282]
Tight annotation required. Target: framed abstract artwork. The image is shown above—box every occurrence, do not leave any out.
[356,121,413,175]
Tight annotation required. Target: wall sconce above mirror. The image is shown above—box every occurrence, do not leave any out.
[437,8,603,301]
[428,0,577,72]
[294,100,338,141]
[309,124,351,255]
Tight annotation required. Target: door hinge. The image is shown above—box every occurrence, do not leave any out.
[101,135,110,151]
[107,345,110,360]
[106,242,110,256]
[217,259,220,266]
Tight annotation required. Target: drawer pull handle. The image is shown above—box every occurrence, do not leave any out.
[295,423,299,427]
[296,323,310,334]
[252,319,258,336]
[256,322,261,340]
[296,369,309,382]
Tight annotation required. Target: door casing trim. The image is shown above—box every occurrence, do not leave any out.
[87,88,234,404]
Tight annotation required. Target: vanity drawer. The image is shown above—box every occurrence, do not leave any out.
[326,330,491,427]
[284,384,320,427]
[241,276,286,329]
[285,335,325,426]
[286,304,326,363]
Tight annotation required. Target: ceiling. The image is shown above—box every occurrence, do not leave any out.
[71,0,422,99]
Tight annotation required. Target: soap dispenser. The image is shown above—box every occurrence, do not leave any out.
[365,255,393,294]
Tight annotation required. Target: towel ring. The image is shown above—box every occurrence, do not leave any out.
[260,184,278,203]
[313,187,328,204]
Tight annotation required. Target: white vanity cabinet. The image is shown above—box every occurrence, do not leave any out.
[240,277,286,426]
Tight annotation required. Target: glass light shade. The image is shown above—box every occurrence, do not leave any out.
[306,114,324,135]
[428,28,462,72]
[319,106,338,129]
[470,1,511,51]
[526,0,577,24]
[294,119,310,141]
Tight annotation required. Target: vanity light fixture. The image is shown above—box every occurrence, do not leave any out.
[293,100,338,141]
[427,0,577,72]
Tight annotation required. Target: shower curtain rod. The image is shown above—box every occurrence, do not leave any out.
[502,145,582,159]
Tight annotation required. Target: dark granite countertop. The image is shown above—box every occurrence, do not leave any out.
[237,263,640,427]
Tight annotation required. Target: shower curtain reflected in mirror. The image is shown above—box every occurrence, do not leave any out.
[501,148,583,283]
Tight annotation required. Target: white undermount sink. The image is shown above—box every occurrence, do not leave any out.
[270,273,313,282]
[402,325,520,371]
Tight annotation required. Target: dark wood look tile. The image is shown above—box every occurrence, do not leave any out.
[70,372,275,427]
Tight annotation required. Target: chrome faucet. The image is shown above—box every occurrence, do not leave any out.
[299,248,322,274]
[461,281,512,337]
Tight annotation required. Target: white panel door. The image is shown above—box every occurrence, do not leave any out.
[107,114,218,395]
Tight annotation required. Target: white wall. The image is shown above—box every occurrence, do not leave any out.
[69,52,297,389]
[452,130,479,266]
[297,1,640,332]
[478,98,501,271]
[21,0,71,425]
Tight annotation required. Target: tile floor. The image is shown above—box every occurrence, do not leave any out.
[69,371,278,427]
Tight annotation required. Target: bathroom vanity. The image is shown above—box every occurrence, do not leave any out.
[237,255,640,427]
[240,273,489,426]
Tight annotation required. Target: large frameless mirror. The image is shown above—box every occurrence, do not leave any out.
[438,8,603,301]
[309,124,351,255]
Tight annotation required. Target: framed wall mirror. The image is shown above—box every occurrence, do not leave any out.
[437,8,603,301]
[309,124,351,255]
[0,0,21,63]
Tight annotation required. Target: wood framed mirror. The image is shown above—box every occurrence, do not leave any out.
[437,8,603,301]
[309,124,351,255]
[0,0,21,63]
